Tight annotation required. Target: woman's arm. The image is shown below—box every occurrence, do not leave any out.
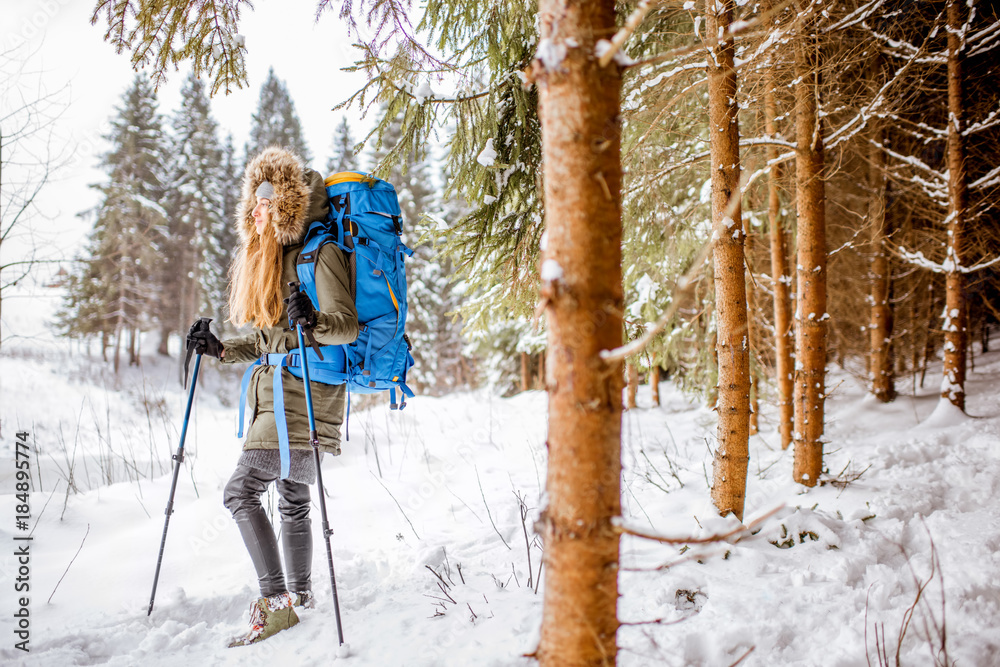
[221,332,261,364]
[311,243,359,346]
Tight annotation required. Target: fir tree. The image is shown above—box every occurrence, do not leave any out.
[159,71,227,361]
[372,115,474,394]
[214,133,241,330]
[61,74,169,372]
[326,117,356,175]
[246,67,311,162]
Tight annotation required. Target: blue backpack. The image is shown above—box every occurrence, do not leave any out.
[238,172,415,477]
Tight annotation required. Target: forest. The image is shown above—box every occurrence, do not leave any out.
[3,0,998,665]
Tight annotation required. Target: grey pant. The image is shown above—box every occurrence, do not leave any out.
[224,464,313,597]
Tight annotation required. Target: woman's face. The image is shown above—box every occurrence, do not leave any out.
[252,196,271,236]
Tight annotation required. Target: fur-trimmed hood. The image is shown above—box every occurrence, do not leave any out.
[237,147,329,246]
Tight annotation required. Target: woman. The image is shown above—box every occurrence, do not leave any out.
[187,146,358,646]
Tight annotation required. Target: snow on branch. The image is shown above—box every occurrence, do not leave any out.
[963,106,1000,136]
[597,0,656,68]
[874,140,941,178]
[824,0,886,32]
[968,20,1000,56]
[826,42,927,149]
[885,114,947,143]
[971,163,1000,190]
[895,245,1000,275]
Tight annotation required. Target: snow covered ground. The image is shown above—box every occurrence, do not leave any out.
[1,287,999,666]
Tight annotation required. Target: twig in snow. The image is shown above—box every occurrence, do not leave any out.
[728,646,756,667]
[48,524,90,604]
[371,472,420,540]
[29,484,60,538]
[475,465,510,549]
[425,565,451,590]
[514,490,534,589]
[616,505,783,545]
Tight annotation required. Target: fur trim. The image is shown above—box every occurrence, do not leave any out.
[237,147,311,246]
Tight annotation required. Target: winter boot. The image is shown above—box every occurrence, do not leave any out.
[228,592,299,647]
[291,590,315,609]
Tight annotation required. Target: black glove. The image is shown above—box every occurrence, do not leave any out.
[186,320,223,359]
[284,289,318,330]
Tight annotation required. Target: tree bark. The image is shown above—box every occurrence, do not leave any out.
[626,362,638,409]
[535,1,623,664]
[869,117,895,402]
[521,351,530,392]
[764,7,793,450]
[707,0,750,521]
[745,220,759,436]
[650,365,661,406]
[537,351,546,390]
[942,0,968,411]
[792,3,827,487]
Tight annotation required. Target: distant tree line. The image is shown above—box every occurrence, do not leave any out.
[57,67,474,395]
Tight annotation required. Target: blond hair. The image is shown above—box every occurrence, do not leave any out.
[228,227,284,328]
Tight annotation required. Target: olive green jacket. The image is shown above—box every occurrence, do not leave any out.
[222,150,358,455]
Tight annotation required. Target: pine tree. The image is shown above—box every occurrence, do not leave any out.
[61,74,168,372]
[246,67,311,162]
[791,1,828,488]
[534,2,623,663]
[160,70,227,362]
[372,114,474,395]
[707,0,751,520]
[213,133,241,330]
[326,117,356,175]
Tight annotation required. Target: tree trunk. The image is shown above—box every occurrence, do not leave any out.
[869,117,895,402]
[968,301,975,373]
[792,3,827,487]
[537,351,546,390]
[521,351,530,392]
[764,8,794,450]
[744,220,759,436]
[942,0,968,411]
[707,0,750,521]
[535,1,623,664]
[157,327,171,356]
[626,362,638,409]
[650,365,661,406]
[921,279,935,389]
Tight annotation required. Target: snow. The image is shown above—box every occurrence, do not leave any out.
[683,0,695,9]
[540,259,563,282]
[534,38,567,72]
[3,288,1000,665]
[476,139,497,168]
[595,40,636,67]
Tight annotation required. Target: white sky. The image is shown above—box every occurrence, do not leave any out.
[2,0,373,264]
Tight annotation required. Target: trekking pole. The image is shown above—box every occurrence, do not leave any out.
[148,318,210,616]
[290,283,347,651]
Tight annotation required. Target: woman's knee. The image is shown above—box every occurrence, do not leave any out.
[224,465,270,515]
[277,480,311,521]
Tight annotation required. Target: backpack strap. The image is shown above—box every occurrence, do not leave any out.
[240,346,352,480]
[271,357,292,479]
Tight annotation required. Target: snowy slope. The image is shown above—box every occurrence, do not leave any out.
[1,288,999,666]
